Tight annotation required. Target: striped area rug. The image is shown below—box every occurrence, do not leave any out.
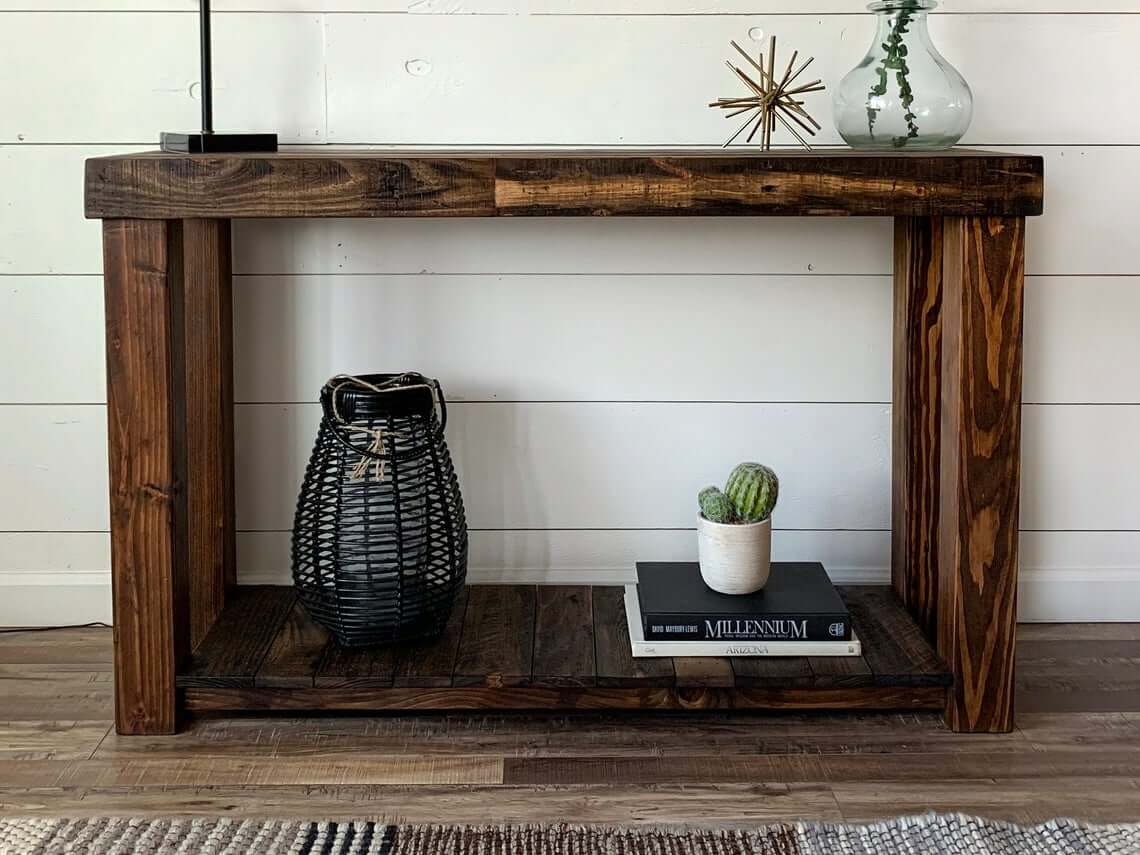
[1,815,1138,854]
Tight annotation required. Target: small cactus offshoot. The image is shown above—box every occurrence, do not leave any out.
[697,462,779,524]
[698,486,736,524]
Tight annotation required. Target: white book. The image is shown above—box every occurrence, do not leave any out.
[624,585,862,658]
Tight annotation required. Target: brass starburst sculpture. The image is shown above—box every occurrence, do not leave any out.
[709,36,825,150]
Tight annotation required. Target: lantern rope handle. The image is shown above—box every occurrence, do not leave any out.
[325,373,448,473]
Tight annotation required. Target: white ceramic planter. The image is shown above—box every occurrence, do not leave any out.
[697,513,772,595]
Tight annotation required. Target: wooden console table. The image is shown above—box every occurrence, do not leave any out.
[84,149,1044,735]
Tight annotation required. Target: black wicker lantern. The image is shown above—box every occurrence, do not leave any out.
[292,373,468,648]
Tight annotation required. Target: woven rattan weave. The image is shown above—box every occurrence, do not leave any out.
[292,373,467,647]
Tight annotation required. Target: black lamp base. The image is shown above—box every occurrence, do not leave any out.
[160,132,278,153]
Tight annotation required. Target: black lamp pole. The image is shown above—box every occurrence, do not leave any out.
[160,0,277,153]
[199,0,214,135]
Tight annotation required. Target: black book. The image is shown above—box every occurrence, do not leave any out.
[636,562,851,641]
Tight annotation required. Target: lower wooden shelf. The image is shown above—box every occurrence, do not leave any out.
[178,584,951,713]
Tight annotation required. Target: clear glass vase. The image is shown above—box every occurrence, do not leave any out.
[833,0,972,150]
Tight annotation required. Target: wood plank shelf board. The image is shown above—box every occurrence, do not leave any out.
[178,585,950,713]
[84,149,1044,220]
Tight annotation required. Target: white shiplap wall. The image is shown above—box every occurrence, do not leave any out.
[2,1,1139,625]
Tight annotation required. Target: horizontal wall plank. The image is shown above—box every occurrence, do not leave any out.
[11,530,1140,580]
[0,572,112,626]
[4,145,1136,277]
[234,216,892,276]
[0,13,324,144]
[5,3,1136,13]
[233,274,893,403]
[233,401,894,531]
[0,407,109,531]
[1021,531,1140,573]
[237,528,893,584]
[0,145,148,275]
[11,530,1138,582]
[7,275,1135,412]
[1023,147,1140,277]
[0,533,110,572]
[4,402,1140,533]
[1019,570,1140,623]
[1022,405,1140,532]
[326,14,1139,145]
[234,402,1140,532]
[1023,277,1140,405]
[22,271,1140,407]
[1019,532,1140,622]
[385,1,1140,11]
[0,277,105,403]
[228,272,1140,406]
[3,530,1136,625]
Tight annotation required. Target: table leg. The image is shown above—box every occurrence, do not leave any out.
[181,219,236,649]
[892,217,944,641]
[103,218,236,734]
[104,219,189,735]
[893,215,1024,733]
[937,216,1024,733]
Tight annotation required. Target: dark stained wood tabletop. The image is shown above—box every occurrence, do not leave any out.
[84,149,1044,220]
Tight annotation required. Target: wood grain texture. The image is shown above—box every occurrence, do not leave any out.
[86,155,496,219]
[85,706,1043,760]
[314,641,399,689]
[495,152,1044,218]
[843,588,951,688]
[531,586,596,688]
[181,218,235,650]
[176,585,949,713]
[0,670,114,723]
[892,216,943,643]
[500,751,1113,786]
[673,658,736,688]
[183,685,947,713]
[12,625,1140,824]
[0,782,845,825]
[0,757,504,788]
[178,587,296,689]
[731,657,814,689]
[501,755,831,786]
[256,602,331,689]
[593,586,674,688]
[84,151,1044,220]
[392,587,469,688]
[938,216,1026,734]
[0,721,111,762]
[807,656,874,689]
[103,219,188,736]
[452,586,536,687]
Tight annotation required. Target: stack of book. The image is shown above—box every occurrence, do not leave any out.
[626,562,861,658]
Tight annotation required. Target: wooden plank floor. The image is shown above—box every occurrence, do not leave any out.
[1,622,1139,824]
[177,586,950,714]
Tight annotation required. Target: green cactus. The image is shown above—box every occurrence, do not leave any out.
[698,486,736,524]
[725,462,779,523]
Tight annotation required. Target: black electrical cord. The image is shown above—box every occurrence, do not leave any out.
[0,622,110,634]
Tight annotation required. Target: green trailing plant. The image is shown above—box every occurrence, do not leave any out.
[867,4,920,147]
[697,463,779,524]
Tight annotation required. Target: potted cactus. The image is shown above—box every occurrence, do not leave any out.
[697,462,779,595]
